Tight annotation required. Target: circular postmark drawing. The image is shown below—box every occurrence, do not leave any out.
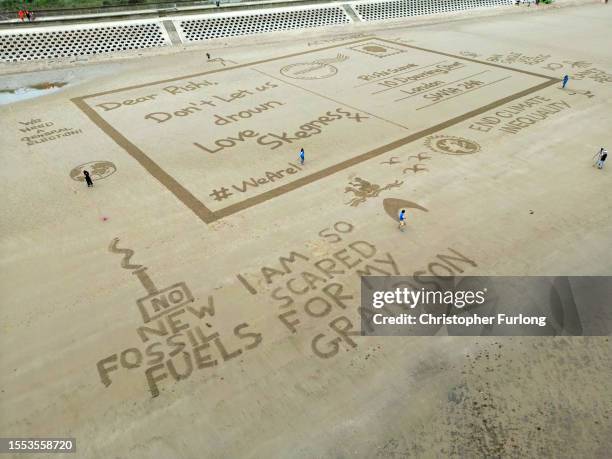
[70,160,117,182]
[280,54,348,80]
[280,62,338,80]
[425,135,481,155]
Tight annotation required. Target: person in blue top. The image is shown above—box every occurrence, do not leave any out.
[299,148,305,165]
[398,209,406,231]
[562,75,569,89]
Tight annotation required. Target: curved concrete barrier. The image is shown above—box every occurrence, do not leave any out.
[176,5,350,41]
[351,0,514,22]
[1,0,576,62]
[0,19,170,62]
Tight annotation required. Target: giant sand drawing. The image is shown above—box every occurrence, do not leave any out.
[72,37,559,224]
[2,6,612,456]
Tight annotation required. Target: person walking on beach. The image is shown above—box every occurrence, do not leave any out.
[562,75,569,89]
[593,148,604,167]
[596,148,607,169]
[83,170,94,187]
[398,209,406,231]
[299,148,305,165]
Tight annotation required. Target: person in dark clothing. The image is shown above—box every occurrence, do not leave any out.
[562,75,569,89]
[597,149,608,169]
[83,170,94,187]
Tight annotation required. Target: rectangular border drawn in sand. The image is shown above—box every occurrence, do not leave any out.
[72,37,558,224]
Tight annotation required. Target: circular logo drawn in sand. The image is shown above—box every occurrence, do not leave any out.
[70,161,117,181]
[280,54,348,80]
[425,136,481,155]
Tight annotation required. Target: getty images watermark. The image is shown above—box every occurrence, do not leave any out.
[360,276,612,336]
[370,286,547,326]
